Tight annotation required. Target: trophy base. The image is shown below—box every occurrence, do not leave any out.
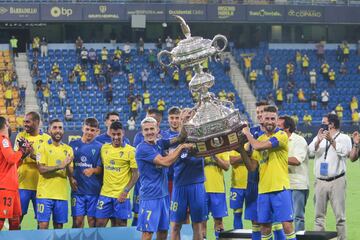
[190,126,246,157]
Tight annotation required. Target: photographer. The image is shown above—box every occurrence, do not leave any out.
[308,113,351,240]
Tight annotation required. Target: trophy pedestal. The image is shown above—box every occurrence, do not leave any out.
[191,125,246,157]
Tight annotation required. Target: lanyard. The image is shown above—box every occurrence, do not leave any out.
[324,132,340,161]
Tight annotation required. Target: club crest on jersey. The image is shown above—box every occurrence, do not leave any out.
[64,150,68,156]
[2,139,9,148]
[81,156,87,162]
[119,151,124,158]
[92,149,96,155]
[180,151,188,159]
[56,159,62,166]
[75,147,78,151]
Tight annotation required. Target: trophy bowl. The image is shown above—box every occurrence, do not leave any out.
[158,15,246,157]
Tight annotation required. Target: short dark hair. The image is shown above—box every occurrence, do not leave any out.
[255,100,269,107]
[147,108,163,117]
[168,106,181,115]
[263,105,278,113]
[26,111,40,122]
[279,115,296,133]
[0,116,7,130]
[326,113,340,129]
[110,121,123,130]
[105,111,119,120]
[49,118,62,126]
[83,117,99,128]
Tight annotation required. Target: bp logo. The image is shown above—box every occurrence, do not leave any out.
[56,159,62,166]
[51,6,73,17]
[0,7,8,15]
[80,156,87,163]
[110,160,115,165]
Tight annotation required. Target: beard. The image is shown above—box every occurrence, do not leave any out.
[51,133,63,142]
[265,124,276,133]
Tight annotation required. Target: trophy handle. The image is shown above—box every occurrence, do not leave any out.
[211,34,228,53]
[157,50,174,67]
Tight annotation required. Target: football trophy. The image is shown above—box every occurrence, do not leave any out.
[158,15,246,157]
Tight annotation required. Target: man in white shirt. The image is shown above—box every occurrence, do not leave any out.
[58,88,66,106]
[80,47,88,67]
[308,113,351,240]
[141,69,149,90]
[321,90,329,109]
[165,36,173,50]
[278,115,309,232]
[309,69,316,89]
[123,42,131,60]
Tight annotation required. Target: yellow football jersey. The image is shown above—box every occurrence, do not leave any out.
[229,150,248,189]
[15,132,51,190]
[257,130,290,194]
[100,143,137,198]
[204,152,229,193]
[36,140,74,200]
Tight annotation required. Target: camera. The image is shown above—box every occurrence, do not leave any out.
[320,123,329,131]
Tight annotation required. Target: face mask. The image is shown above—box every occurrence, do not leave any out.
[320,123,329,131]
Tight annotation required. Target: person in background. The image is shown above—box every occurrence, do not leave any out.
[10,36,18,58]
[65,106,73,122]
[351,110,359,126]
[75,36,83,57]
[127,117,136,131]
[303,112,312,126]
[40,37,48,58]
[277,116,309,232]
[95,111,130,145]
[309,113,351,240]
[203,153,230,239]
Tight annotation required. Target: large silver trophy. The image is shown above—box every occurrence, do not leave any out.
[158,16,245,157]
